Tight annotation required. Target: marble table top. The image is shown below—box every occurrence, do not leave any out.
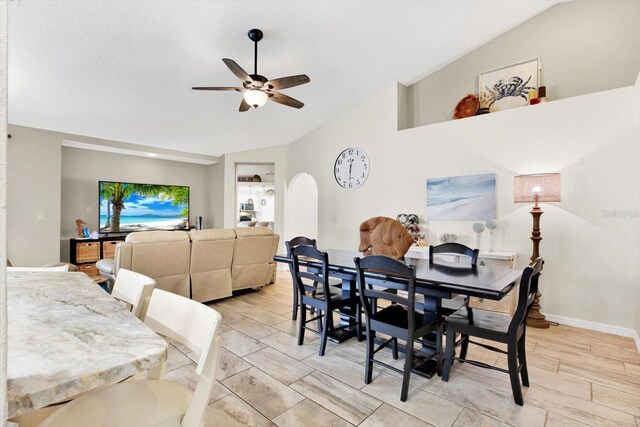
[7,272,168,418]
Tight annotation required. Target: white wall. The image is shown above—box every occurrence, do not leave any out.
[406,0,640,128]
[61,146,209,261]
[7,125,61,266]
[286,79,640,332]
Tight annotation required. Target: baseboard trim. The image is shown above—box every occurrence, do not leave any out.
[543,313,640,352]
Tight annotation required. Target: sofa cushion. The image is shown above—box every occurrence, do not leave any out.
[232,227,279,290]
[188,229,235,302]
[120,231,191,297]
[125,230,189,244]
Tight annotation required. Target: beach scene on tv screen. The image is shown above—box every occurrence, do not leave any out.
[99,182,189,232]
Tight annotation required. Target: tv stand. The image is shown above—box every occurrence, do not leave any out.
[70,236,126,276]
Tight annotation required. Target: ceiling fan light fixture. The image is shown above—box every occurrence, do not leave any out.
[243,90,268,108]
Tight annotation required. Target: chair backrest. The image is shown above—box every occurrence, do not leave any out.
[509,257,544,335]
[354,255,417,331]
[7,265,70,272]
[290,245,331,299]
[429,243,479,267]
[111,268,156,320]
[285,236,317,256]
[143,288,222,427]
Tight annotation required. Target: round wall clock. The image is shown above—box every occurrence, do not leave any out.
[334,147,369,189]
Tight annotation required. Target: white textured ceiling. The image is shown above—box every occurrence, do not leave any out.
[8,1,556,157]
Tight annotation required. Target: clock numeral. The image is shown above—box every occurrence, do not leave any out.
[348,149,353,155]
[361,173,365,178]
[335,167,339,174]
[361,155,365,160]
[337,159,342,165]
[349,183,353,188]
[356,180,360,185]
[341,153,346,158]
[363,163,368,170]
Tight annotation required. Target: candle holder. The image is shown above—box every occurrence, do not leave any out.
[472,222,485,250]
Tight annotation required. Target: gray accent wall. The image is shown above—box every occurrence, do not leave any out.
[404,0,640,128]
[61,146,209,261]
[206,158,225,229]
[7,125,62,266]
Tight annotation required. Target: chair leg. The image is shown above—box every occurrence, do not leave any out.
[298,303,306,346]
[459,334,469,362]
[356,302,363,342]
[316,308,323,333]
[319,308,330,356]
[442,326,454,382]
[517,335,529,387]
[401,338,415,402]
[507,341,524,406]
[435,322,444,377]
[365,325,374,384]
[392,338,399,360]
[291,285,298,321]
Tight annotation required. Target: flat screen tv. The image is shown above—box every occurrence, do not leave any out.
[99,181,190,233]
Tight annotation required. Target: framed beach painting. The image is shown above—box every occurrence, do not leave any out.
[479,58,540,113]
[426,173,496,220]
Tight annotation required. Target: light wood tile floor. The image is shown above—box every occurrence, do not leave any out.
[166,272,640,426]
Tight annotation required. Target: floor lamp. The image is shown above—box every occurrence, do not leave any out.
[514,173,561,329]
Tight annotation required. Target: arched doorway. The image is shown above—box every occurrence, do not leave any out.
[285,173,318,241]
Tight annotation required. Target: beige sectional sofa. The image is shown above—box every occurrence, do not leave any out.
[97,227,279,302]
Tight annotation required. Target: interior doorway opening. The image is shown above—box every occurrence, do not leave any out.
[235,163,275,228]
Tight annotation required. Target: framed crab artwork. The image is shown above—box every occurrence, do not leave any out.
[478,57,540,113]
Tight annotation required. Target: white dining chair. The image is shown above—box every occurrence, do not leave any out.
[39,288,223,427]
[7,265,70,272]
[110,268,156,320]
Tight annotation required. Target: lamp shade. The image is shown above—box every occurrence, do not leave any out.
[243,90,268,108]
[514,173,561,203]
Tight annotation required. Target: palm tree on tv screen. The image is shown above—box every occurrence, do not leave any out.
[100,183,186,232]
[162,186,190,218]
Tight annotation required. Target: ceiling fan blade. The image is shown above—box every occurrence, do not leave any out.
[269,92,304,109]
[192,86,243,91]
[223,58,252,83]
[239,98,251,112]
[265,74,310,90]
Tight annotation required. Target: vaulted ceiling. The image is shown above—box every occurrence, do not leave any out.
[8,1,556,156]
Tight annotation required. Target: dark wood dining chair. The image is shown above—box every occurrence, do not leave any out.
[442,257,544,406]
[291,245,361,356]
[429,243,479,314]
[285,236,317,320]
[429,242,479,266]
[354,255,443,402]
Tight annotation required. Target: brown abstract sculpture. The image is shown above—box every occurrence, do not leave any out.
[359,216,414,259]
[75,218,86,238]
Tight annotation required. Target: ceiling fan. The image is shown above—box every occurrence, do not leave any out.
[192,29,310,112]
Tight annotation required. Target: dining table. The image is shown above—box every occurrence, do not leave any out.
[274,248,522,377]
[7,271,168,420]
